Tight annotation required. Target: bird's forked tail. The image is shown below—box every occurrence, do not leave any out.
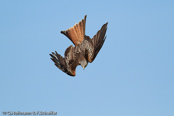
[61,15,87,45]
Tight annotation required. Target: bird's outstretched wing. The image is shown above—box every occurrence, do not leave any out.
[50,51,73,76]
[50,45,81,76]
[61,15,87,45]
[84,22,108,63]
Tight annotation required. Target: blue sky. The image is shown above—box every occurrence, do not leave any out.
[0,0,174,116]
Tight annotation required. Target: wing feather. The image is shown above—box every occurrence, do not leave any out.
[92,22,108,61]
[50,50,75,76]
[84,22,108,62]
[50,52,68,72]
[50,45,82,76]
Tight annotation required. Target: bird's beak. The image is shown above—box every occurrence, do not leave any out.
[83,66,85,70]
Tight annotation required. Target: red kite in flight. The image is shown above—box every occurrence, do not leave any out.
[50,15,108,76]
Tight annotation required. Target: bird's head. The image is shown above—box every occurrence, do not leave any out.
[80,59,88,70]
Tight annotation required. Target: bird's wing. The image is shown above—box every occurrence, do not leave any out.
[84,22,108,62]
[61,15,87,45]
[50,45,81,76]
[50,49,75,76]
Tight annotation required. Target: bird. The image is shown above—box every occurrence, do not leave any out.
[50,15,108,76]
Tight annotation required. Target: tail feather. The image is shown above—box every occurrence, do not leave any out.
[61,15,87,45]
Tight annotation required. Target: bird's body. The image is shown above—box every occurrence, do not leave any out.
[50,15,108,76]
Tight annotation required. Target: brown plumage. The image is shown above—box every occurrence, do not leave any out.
[61,15,87,45]
[50,15,108,76]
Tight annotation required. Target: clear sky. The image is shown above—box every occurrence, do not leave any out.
[0,0,174,116]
